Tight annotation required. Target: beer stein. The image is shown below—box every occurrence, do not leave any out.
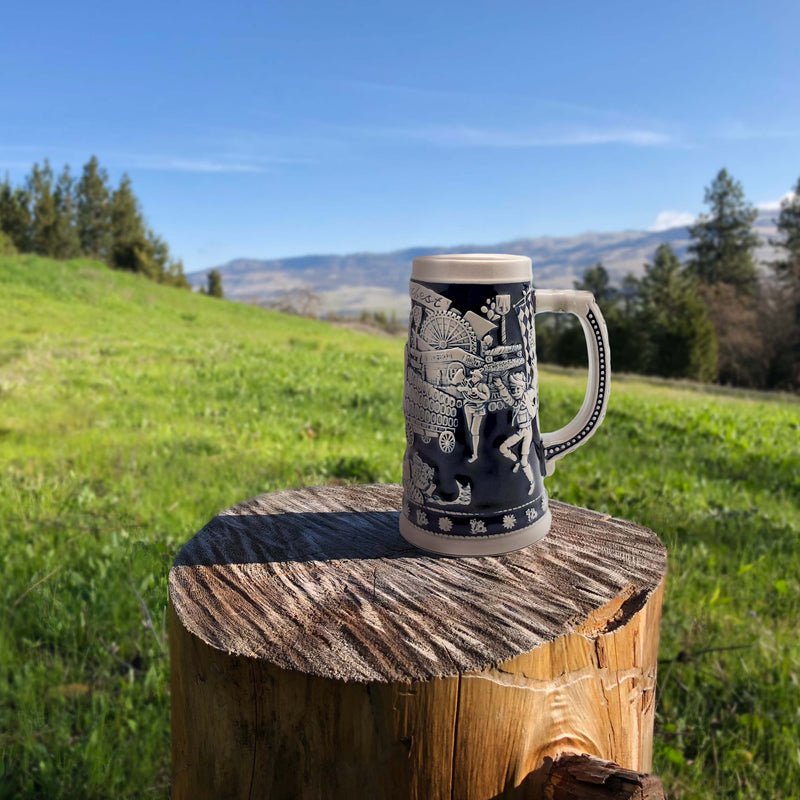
[400,254,610,556]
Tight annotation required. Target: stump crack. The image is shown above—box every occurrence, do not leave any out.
[465,665,648,694]
[572,585,651,638]
[246,661,258,800]
[449,674,462,800]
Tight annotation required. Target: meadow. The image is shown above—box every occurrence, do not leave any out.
[1,255,798,799]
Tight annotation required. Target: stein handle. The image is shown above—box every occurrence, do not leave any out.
[535,290,610,476]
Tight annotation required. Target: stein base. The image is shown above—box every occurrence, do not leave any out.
[398,510,552,557]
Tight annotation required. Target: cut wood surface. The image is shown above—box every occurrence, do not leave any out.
[170,484,667,800]
[170,484,666,683]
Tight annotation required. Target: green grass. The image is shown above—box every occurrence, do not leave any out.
[1,255,798,799]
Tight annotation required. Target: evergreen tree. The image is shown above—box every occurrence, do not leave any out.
[27,160,60,256]
[771,177,800,291]
[147,229,190,287]
[574,262,640,373]
[148,229,170,278]
[766,178,800,388]
[75,156,112,261]
[206,269,224,298]
[620,273,640,316]
[638,243,717,382]
[0,175,32,252]
[606,272,644,374]
[687,168,760,294]
[109,174,153,275]
[1,156,188,291]
[52,165,81,259]
[574,262,617,303]
[164,257,190,288]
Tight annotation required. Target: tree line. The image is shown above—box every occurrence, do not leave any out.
[2,158,797,389]
[0,156,190,288]
[538,169,800,391]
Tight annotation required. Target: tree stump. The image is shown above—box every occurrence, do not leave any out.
[169,484,667,800]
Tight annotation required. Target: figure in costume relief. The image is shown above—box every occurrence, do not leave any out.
[407,452,437,505]
[493,372,539,495]
[406,450,471,507]
[452,367,490,462]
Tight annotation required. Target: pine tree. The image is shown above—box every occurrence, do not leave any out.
[638,243,717,382]
[206,269,224,298]
[76,156,112,261]
[573,262,642,372]
[28,160,61,256]
[148,229,170,279]
[766,178,800,388]
[109,174,153,276]
[574,262,618,303]
[147,229,189,287]
[771,178,800,291]
[0,174,32,252]
[52,165,82,259]
[620,273,640,316]
[687,168,760,294]
[164,257,190,288]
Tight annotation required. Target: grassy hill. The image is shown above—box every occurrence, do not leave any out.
[1,255,799,798]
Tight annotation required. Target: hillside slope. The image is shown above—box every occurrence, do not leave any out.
[1,255,798,799]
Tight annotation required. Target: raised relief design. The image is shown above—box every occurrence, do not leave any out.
[407,452,437,505]
[453,367,490,462]
[469,519,487,534]
[493,371,539,495]
[405,449,472,507]
[404,283,533,455]
[403,281,543,537]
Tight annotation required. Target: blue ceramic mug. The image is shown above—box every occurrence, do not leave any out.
[400,254,610,556]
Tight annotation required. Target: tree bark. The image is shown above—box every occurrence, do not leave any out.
[170,484,666,800]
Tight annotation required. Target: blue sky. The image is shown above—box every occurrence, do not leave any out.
[1,0,798,272]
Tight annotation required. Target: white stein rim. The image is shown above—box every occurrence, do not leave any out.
[412,253,532,284]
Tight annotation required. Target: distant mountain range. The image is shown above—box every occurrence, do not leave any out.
[188,211,779,317]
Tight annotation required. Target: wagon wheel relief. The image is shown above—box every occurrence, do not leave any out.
[419,311,477,353]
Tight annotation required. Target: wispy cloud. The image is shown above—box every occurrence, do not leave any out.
[0,146,311,175]
[328,79,666,127]
[104,148,315,174]
[122,156,271,174]
[352,124,673,149]
[649,210,696,232]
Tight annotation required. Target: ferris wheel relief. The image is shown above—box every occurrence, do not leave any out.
[403,280,541,509]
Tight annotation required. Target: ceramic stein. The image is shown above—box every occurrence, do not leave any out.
[400,253,610,556]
